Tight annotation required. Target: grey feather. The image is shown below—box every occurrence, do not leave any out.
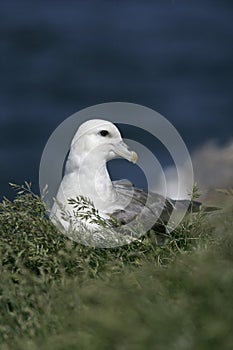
[109,180,218,241]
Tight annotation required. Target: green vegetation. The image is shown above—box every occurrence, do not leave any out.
[0,183,233,350]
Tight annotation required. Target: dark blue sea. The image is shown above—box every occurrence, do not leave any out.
[0,0,232,200]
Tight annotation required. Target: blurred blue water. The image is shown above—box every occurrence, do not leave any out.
[0,0,232,199]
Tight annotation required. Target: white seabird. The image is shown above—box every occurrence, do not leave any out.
[50,119,201,246]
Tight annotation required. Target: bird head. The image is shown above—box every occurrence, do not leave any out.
[70,119,138,164]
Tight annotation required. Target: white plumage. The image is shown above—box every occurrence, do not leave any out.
[50,119,140,233]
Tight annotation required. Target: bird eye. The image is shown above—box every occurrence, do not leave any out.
[99,130,109,137]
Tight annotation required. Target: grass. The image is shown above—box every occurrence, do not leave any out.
[0,183,233,350]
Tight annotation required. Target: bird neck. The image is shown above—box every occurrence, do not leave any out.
[64,155,117,211]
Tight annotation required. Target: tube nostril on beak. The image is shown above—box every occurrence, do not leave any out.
[131,151,138,164]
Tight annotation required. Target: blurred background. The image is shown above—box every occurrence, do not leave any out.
[0,0,232,201]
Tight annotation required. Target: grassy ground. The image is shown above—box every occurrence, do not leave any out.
[0,184,233,350]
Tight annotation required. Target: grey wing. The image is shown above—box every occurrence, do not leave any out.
[111,180,174,230]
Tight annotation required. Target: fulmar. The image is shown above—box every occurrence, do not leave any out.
[50,119,206,247]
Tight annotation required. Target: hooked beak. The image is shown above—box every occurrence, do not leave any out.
[113,141,138,164]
